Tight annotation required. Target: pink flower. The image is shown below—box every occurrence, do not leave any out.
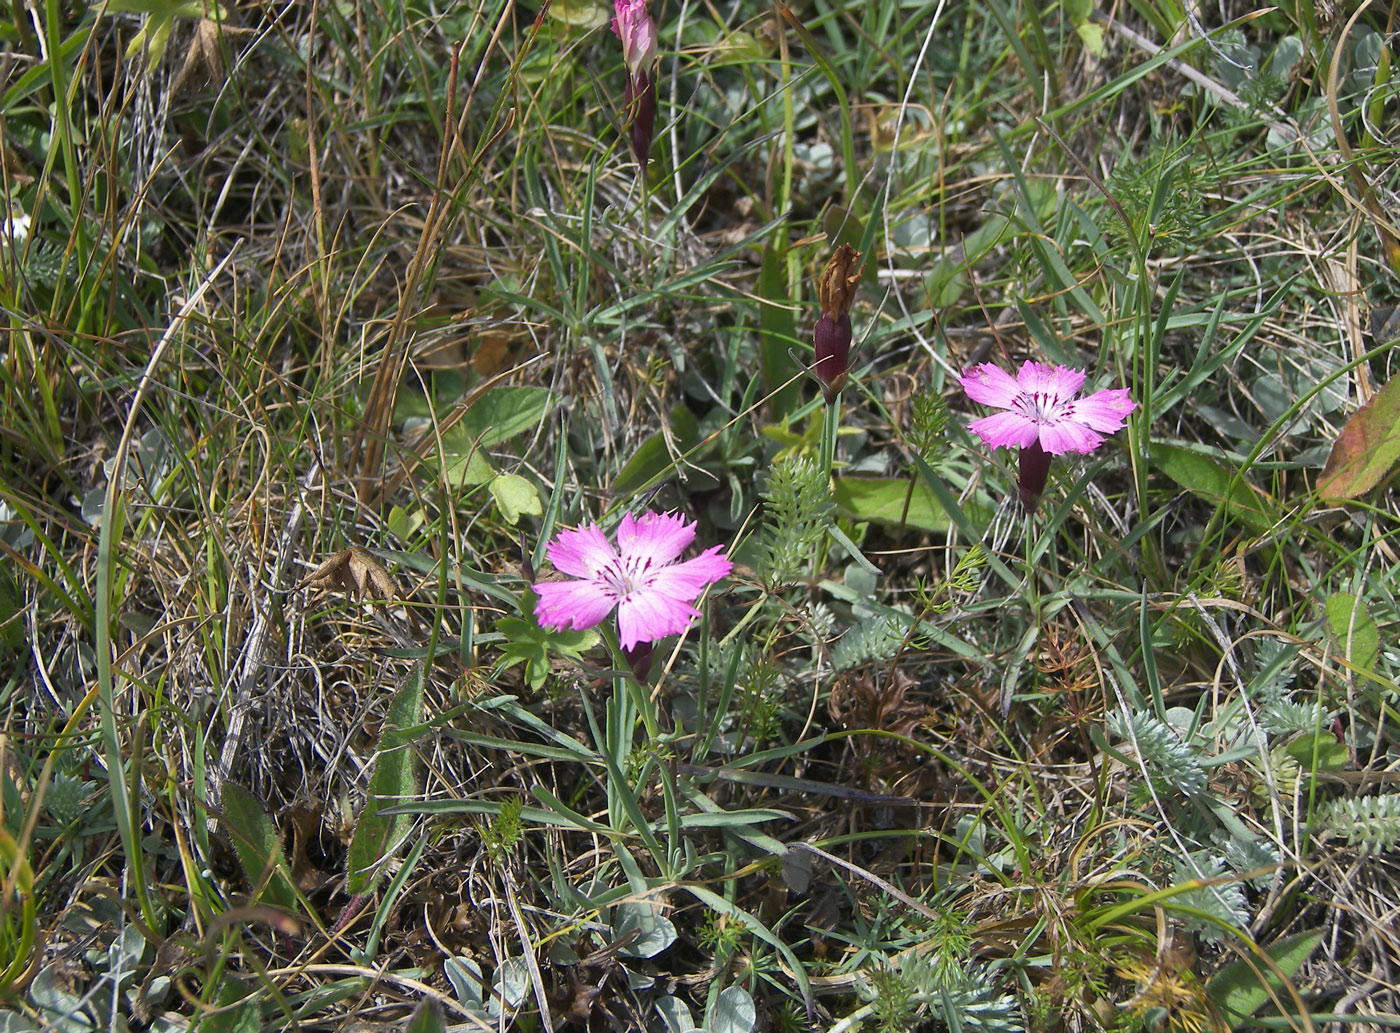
[960,361,1135,511]
[611,0,656,79]
[534,511,732,651]
[610,0,657,172]
[960,361,1136,453]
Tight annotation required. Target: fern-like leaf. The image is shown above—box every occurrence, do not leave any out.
[1317,795,1400,855]
[831,616,906,671]
[1108,711,1206,796]
[759,455,832,588]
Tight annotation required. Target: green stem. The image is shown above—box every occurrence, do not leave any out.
[820,398,839,484]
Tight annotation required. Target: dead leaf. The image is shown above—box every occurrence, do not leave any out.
[298,546,397,603]
[172,17,256,93]
[1318,374,1400,501]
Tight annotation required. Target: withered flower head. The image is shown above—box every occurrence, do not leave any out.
[819,244,863,320]
[813,245,863,404]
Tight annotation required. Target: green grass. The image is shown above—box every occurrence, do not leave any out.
[0,0,1398,1029]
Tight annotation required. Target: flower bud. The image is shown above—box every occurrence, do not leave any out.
[613,0,657,172]
[813,313,851,404]
[626,71,656,173]
[813,244,862,403]
[623,640,654,682]
[1018,440,1051,513]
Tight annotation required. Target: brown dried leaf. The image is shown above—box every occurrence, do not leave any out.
[298,546,397,603]
[171,17,256,94]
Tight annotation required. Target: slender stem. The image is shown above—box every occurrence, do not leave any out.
[600,623,660,741]
[820,398,839,483]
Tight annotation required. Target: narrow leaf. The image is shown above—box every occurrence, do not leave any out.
[758,243,801,420]
[611,405,700,498]
[1152,443,1276,533]
[220,782,297,911]
[346,663,425,895]
[405,998,446,1033]
[1206,930,1322,1022]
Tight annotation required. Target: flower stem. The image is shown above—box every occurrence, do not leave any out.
[820,398,838,483]
[601,624,660,740]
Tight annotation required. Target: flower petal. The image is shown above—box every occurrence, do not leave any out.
[1017,361,1085,399]
[967,411,1040,450]
[642,546,731,602]
[617,511,696,568]
[1068,388,1136,433]
[617,589,699,650]
[546,523,618,579]
[959,363,1026,408]
[612,0,656,76]
[1037,418,1103,454]
[534,578,618,633]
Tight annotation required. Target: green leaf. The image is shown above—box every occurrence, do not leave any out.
[1318,375,1400,500]
[489,474,541,525]
[201,979,261,1033]
[1075,21,1107,56]
[613,902,677,958]
[460,386,557,449]
[105,0,225,17]
[1284,732,1349,771]
[220,783,297,911]
[495,592,600,690]
[405,998,447,1033]
[104,0,229,68]
[710,986,756,1033]
[346,663,425,895]
[832,476,951,532]
[1206,929,1321,1023]
[1063,0,1106,55]
[1151,443,1276,533]
[420,389,556,489]
[611,405,700,499]
[545,0,608,28]
[1325,591,1380,673]
[387,505,425,541]
[435,438,495,488]
[758,243,801,420]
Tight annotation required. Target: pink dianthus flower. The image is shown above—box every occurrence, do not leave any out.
[612,0,656,78]
[611,0,657,172]
[534,511,731,652]
[959,361,1136,511]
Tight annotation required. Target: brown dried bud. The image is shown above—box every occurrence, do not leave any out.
[818,244,863,321]
[813,245,862,402]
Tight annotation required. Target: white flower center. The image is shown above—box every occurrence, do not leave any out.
[1015,390,1069,425]
[601,556,649,599]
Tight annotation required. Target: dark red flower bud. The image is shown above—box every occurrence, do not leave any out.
[813,245,862,403]
[623,640,654,682]
[1018,440,1052,513]
[813,313,851,404]
[626,72,656,173]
